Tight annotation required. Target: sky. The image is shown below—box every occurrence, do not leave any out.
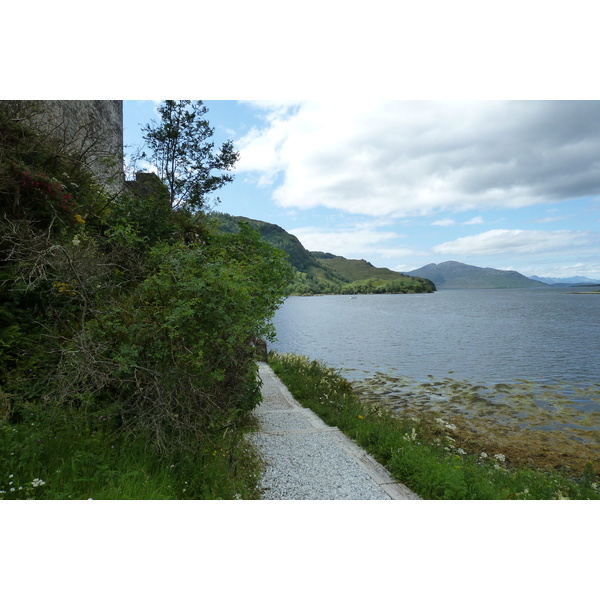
[124,100,600,280]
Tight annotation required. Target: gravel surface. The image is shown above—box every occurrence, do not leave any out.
[251,363,420,500]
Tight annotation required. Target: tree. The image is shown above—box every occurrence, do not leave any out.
[141,100,239,210]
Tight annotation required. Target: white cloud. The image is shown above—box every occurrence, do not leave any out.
[288,223,417,259]
[432,218,456,226]
[235,100,600,218]
[432,229,592,255]
[463,216,484,225]
[534,216,566,223]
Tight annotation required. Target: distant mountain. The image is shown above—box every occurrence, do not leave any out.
[215,213,435,295]
[528,275,600,285]
[406,261,548,290]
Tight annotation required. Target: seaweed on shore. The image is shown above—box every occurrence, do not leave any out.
[352,374,600,475]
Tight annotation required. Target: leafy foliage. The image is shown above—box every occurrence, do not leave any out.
[141,100,239,210]
[0,101,290,497]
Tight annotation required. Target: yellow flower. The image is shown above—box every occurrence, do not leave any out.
[74,214,86,225]
[358,415,364,419]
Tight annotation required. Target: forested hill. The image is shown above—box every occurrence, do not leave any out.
[215,214,435,295]
[406,261,549,289]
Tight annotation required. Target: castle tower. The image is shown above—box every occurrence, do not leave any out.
[37,101,124,196]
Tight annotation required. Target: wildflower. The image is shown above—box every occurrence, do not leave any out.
[74,214,85,224]
[457,448,466,455]
[358,415,364,419]
[403,428,418,442]
[31,478,45,487]
[480,452,488,459]
[72,235,81,246]
[445,423,457,431]
[494,453,506,462]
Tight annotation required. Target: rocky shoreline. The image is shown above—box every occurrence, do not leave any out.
[351,373,600,476]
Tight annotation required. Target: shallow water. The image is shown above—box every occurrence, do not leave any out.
[271,289,600,449]
[272,288,600,388]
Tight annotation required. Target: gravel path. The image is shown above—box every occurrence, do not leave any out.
[250,362,420,500]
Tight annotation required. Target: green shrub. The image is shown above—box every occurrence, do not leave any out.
[1,101,290,498]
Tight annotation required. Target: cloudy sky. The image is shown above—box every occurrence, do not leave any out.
[123,100,600,279]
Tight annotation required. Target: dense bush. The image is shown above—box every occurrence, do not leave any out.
[0,101,292,497]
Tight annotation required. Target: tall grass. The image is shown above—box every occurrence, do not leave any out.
[268,352,600,500]
[0,405,262,500]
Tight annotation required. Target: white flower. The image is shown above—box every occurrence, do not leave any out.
[403,428,418,442]
[480,452,488,459]
[457,448,466,455]
[494,453,506,462]
[445,423,457,431]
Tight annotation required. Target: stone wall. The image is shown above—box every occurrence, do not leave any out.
[31,100,124,195]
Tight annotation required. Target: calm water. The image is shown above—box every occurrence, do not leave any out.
[270,289,600,389]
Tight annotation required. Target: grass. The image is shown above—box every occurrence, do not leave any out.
[268,352,600,500]
[0,404,263,500]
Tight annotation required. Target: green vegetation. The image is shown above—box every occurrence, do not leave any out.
[216,214,436,295]
[268,352,600,500]
[0,100,291,499]
[141,100,239,210]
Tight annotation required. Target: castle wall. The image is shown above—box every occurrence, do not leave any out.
[32,100,124,195]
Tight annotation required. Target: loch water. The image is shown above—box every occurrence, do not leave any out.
[270,288,600,402]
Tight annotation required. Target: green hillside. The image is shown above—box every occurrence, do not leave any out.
[215,214,435,295]
[313,252,409,281]
[311,252,436,294]
[407,261,549,289]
